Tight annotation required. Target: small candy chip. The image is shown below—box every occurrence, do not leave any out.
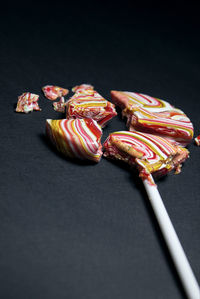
[103,131,189,183]
[53,97,66,113]
[195,135,200,146]
[66,84,117,127]
[42,85,69,100]
[46,118,103,162]
[110,91,194,147]
[16,92,41,113]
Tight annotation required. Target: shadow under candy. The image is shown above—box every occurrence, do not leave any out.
[38,132,99,166]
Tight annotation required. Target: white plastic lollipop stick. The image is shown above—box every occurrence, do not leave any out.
[143,177,200,299]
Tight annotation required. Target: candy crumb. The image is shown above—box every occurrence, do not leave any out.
[195,135,200,146]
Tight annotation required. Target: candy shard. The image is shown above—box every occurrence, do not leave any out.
[66,84,117,127]
[16,92,41,113]
[195,135,200,146]
[103,131,189,181]
[42,85,69,100]
[46,118,103,162]
[111,90,193,146]
[53,97,66,113]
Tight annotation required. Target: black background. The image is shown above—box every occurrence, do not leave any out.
[0,1,200,298]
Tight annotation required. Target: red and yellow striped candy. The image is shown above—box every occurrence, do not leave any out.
[111,91,193,146]
[16,92,41,113]
[42,85,69,100]
[66,84,117,127]
[46,118,103,162]
[103,131,189,181]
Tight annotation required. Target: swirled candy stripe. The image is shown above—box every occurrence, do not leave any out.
[66,84,117,127]
[42,85,69,100]
[111,91,193,146]
[103,131,189,181]
[16,92,41,113]
[195,135,200,146]
[46,118,103,162]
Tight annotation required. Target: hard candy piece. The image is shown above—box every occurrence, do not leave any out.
[46,118,103,162]
[66,84,117,127]
[103,131,189,181]
[53,97,66,113]
[42,85,69,100]
[195,135,200,146]
[111,91,193,146]
[16,92,41,113]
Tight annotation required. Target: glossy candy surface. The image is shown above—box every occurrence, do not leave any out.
[42,85,69,100]
[111,91,193,146]
[66,84,117,127]
[104,131,189,181]
[16,92,41,113]
[46,118,103,162]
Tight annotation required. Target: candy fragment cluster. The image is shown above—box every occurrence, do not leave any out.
[103,90,194,182]
[15,84,118,163]
[42,85,69,112]
[46,84,117,162]
[15,85,194,175]
[16,85,69,114]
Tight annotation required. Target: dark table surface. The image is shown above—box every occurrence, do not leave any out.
[0,2,200,299]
